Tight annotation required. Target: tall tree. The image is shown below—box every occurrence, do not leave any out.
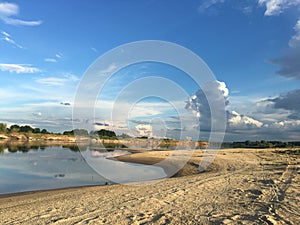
[9,124,20,133]
[0,123,7,133]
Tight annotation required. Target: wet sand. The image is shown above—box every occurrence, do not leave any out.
[0,148,299,224]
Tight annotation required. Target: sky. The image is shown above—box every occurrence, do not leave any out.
[0,0,300,141]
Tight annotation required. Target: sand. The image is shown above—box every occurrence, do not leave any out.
[0,148,299,225]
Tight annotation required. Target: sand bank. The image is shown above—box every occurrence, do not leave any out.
[0,148,299,224]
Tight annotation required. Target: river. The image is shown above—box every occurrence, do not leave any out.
[0,144,166,194]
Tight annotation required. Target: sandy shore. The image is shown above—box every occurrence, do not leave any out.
[0,148,299,224]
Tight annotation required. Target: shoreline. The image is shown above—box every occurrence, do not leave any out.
[0,148,299,224]
[1,147,298,197]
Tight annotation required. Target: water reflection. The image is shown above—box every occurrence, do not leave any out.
[0,142,83,153]
[0,143,166,194]
[0,141,129,153]
[0,144,106,194]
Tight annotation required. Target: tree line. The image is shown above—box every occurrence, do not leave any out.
[1,123,300,147]
[0,123,118,139]
[0,123,49,134]
[222,140,300,148]
[63,129,118,139]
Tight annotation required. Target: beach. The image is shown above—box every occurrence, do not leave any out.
[0,148,299,225]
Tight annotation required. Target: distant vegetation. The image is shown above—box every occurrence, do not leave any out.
[1,123,300,148]
[63,129,118,139]
[63,129,89,136]
[222,140,300,148]
[90,129,117,139]
[0,123,50,134]
[0,123,7,133]
[0,123,119,142]
[0,124,118,139]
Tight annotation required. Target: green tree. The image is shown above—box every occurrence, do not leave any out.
[41,129,49,134]
[19,125,34,133]
[245,140,250,146]
[63,130,74,135]
[9,124,20,133]
[91,129,117,139]
[33,128,41,133]
[0,123,7,133]
[117,133,131,139]
[74,129,89,136]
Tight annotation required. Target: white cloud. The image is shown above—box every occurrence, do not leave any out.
[0,63,40,73]
[228,110,263,128]
[32,112,42,117]
[129,101,172,118]
[64,73,79,82]
[0,2,42,26]
[185,81,299,140]
[198,0,226,13]
[242,6,253,15]
[44,53,63,63]
[1,30,9,37]
[258,0,300,16]
[271,19,300,79]
[271,119,300,128]
[55,53,63,58]
[100,63,118,74]
[186,80,229,119]
[289,19,300,48]
[91,47,98,53]
[0,30,24,49]
[135,124,152,137]
[36,77,68,86]
[44,58,57,63]
[36,73,79,86]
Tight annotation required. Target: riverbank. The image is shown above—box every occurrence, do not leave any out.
[0,133,209,150]
[0,148,299,224]
[0,133,79,142]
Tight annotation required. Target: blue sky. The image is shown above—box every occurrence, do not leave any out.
[0,0,300,141]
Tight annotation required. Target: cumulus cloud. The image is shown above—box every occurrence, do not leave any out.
[271,119,300,128]
[271,49,300,79]
[0,2,42,26]
[269,18,300,79]
[228,111,263,128]
[186,80,228,120]
[258,0,300,16]
[185,80,299,140]
[267,89,300,111]
[289,19,300,48]
[185,80,230,141]
[228,88,300,140]
[258,1,300,79]
[135,124,152,137]
[265,89,300,119]
[0,63,40,73]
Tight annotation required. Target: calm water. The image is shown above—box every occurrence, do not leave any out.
[0,144,166,194]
